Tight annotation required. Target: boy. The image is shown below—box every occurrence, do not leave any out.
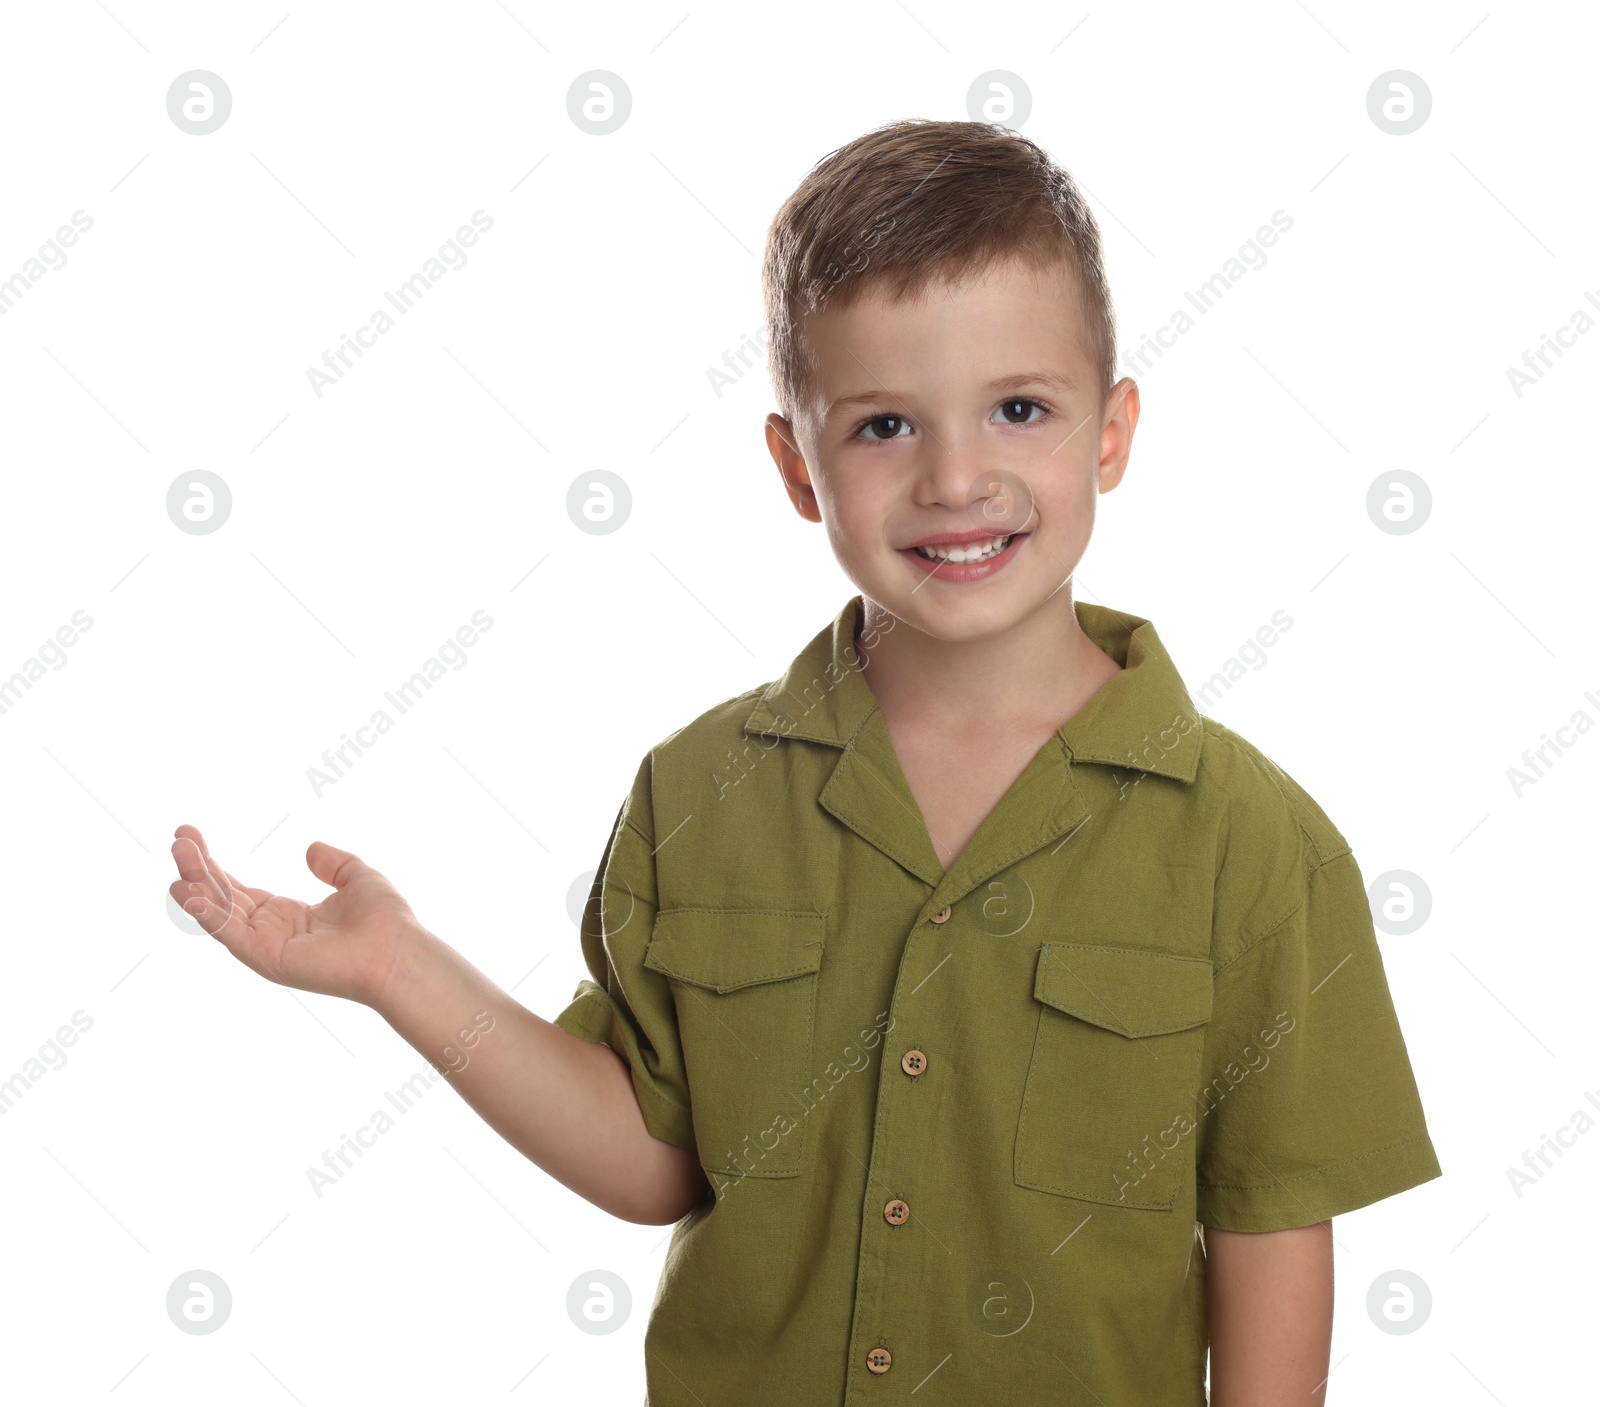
[170,119,1441,1404]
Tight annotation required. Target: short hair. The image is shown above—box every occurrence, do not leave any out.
[761,118,1117,437]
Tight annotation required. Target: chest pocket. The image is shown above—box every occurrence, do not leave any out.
[1015,942,1213,1210]
[643,908,825,1180]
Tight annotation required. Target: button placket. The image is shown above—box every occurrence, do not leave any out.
[846,907,951,1399]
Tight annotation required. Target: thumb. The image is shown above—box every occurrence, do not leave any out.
[305,839,382,890]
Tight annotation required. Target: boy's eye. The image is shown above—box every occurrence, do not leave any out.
[856,414,910,441]
[849,398,1051,441]
[993,397,1048,425]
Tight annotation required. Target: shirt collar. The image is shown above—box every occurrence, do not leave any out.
[741,593,1202,784]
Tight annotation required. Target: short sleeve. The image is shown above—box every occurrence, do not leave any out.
[551,761,697,1153]
[1194,847,1442,1231]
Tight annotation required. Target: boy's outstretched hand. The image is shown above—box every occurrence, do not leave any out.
[169,824,421,1007]
[169,822,709,1224]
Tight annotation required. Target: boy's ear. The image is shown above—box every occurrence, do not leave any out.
[1096,377,1140,494]
[765,413,821,523]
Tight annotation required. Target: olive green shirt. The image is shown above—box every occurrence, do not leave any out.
[553,594,1442,1406]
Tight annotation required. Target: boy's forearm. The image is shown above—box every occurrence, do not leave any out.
[1205,1220,1334,1406]
[373,926,707,1225]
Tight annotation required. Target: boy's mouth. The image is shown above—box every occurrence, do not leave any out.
[911,532,1017,564]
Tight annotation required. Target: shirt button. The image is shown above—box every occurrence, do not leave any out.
[929,905,952,924]
[901,1049,927,1077]
[866,1347,893,1374]
[883,1198,910,1225]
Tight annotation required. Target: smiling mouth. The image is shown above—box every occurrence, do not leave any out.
[912,532,1017,564]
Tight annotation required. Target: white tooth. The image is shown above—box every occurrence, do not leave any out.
[918,534,1014,562]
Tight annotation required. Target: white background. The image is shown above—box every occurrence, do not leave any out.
[1,1,1594,1402]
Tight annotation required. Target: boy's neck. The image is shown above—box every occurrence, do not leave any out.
[854,587,1123,737]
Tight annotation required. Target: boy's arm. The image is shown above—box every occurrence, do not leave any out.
[1204,1220,1333,1407]
[378,925,708,1226]
[169,823,705,1226]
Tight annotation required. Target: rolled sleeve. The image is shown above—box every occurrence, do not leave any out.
[1195,847,1442,1231]
[552,766,697,1154]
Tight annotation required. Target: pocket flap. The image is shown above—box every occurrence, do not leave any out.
[644,909,825,992]
[1033,942,1212,1037]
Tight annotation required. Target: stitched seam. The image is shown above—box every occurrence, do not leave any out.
[1047,1014,1210,1038]
[688,959,819,1179]
[1211,849,1360,980]
[823,726,945,880]
[942,735,1093,885]
[649,913,825,990]
[632,1075,692,1125]
[1015,998,1190,1209]
[558,996,693,1134]
[1014,1171,1178,1208]
[1196,1134,1433,1192]
[1212,892,1305,979]
[823,797,938,879]
[1043,943,1211,965]
[647,958,823,991]
[1203,721,1353,866]
[1066,747,1192,780]
[1036,946,1212,1034]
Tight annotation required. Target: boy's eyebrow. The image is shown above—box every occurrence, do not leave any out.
[985,370,1078,394]
[825,370,1078,418]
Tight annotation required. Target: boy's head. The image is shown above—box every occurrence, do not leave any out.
[761,119,1139,644]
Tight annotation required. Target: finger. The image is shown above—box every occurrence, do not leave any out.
[172,834,218,890]
[305,840,382,891]
[173,827,228,898]
[221,868,274,907]
[172,835,234,915]
[174,824,216,869]
[169,875,243,942]
[175,830,273,908]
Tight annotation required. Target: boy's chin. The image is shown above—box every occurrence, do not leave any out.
[868,580,1060,643]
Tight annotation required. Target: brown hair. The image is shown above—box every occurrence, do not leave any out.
[761,118,1117,437]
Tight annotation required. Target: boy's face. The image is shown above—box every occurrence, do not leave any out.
[765,254,1138,645]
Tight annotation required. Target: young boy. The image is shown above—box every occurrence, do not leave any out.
[170,119,1441,1405]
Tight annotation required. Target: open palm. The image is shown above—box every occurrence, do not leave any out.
[169,824,420,1006]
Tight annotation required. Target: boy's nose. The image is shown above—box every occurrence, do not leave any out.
[907,428,995,509]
